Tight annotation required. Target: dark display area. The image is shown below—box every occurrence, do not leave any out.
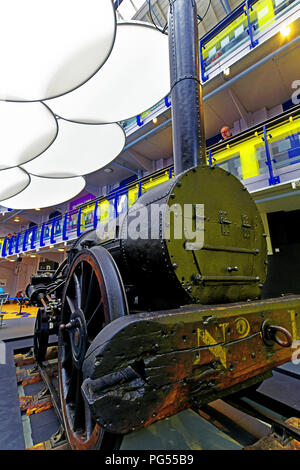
[262,210,300,298]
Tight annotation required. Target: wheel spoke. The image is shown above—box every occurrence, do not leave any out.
[62,349,72,368]
[73,272,81,310]
[66,368,78,403]
[80,261,84,292]
[84,400,93,440]
[73,370,85,432]
[82,267,95,314]
[66,295,75,314]
[87,301,103,329]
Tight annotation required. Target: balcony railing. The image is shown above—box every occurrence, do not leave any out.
[1,106,299,259]
[120,0,300,135]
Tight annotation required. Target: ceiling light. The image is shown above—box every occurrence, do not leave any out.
[153,117,158,124]
[0,175,85,210]
[280,24,291,37]
[104,168,113,173]
[223,67,230,76]
[0,167,30,202]
[0,0,116,101]
[49,245,54,249]
[58,248,65,252]
[22,121,125,178]
[30,254,36,258]
[9,259,15,262]
[35,208,41,211]
[0,102,58,169]
[48,22,170,124]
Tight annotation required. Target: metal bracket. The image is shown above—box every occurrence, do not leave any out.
[219,210,232,235]
[241,214,251,239]
[50,426,67,449]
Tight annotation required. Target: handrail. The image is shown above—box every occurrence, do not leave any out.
[1,105,300,258]
[123,0,299,131]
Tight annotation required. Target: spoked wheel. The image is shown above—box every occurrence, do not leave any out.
[33,308,49,362]
[58,246,128,450]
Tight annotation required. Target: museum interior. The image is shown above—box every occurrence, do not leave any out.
[1,0,300,452]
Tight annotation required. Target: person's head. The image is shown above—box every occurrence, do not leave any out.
[221,126,232,140]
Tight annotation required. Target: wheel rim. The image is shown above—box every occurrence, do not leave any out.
[58,248,126,450]
[34,308,49,363]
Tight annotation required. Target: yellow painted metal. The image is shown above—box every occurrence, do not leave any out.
[81,202,95,227]
[128,184,139,208]
[98,199,111,224]
[209,133,264,180]
[209,113,300,180]
[254,0,275,31]
[142,171,170,192]
[202,12,248,62]
[202,0,284,65]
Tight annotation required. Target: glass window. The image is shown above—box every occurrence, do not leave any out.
[234,25,244,38]
[218,155,243,179]
[221,36,230,48]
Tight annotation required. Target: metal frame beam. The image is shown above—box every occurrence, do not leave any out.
[126,149,153,172]
[219,0,231,15]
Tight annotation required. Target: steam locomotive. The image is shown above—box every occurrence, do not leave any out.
[27,0,299,450]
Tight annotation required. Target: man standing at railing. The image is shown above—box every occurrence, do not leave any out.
[220,126,232,141]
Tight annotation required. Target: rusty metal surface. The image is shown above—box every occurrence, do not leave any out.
[19,395,53,415]
[16,362,57,387]
[14,354,35,367]
[244,418,300,450]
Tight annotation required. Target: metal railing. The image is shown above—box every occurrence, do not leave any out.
[120,0,299,134]
[1,107,299,259]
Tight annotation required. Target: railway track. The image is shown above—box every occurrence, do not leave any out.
[13,345,300,451]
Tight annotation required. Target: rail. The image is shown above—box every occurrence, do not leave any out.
[1,105,300,258]
[121,0,300,134]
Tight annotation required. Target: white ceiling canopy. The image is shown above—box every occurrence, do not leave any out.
[22,120,126,178]
[0,101,58,170]
[0,0,116,102]
[47,21,170,124]
[0,174,86,210]
[0,167,30,201]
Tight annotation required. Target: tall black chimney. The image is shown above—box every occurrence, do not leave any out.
[168,0,206,176]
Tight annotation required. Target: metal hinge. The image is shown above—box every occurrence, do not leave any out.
[219,210,231,236]
[241,214,252,239]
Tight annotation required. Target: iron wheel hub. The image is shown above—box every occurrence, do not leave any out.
[67,309,87,369]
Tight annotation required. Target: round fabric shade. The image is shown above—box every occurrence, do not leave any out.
[47,21,170,124]
[0,0,116,101]
[0,175,86,210]
[0,167,30,201]
[0,101,58,170]
[22,120,125,178]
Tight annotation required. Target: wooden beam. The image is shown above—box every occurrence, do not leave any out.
[82,295,300,434]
